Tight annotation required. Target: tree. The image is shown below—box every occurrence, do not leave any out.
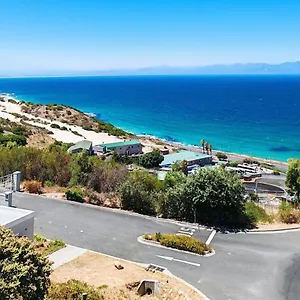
[119,170,162,215]
[205,142,209,154]
[200,139,205,153]
[162,168,247,228]
[286,159,300,202]
[172,160,188,176]
[0,226,52,300]
[208,143,212,155]
[138,150,163,168]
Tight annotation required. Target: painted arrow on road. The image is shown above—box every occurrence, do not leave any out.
[157,255,200,267]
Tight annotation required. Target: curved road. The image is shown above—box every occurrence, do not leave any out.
[13,193,300,300]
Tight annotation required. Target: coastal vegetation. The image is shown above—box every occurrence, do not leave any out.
[144,233,212,255]
[286,158,300,202]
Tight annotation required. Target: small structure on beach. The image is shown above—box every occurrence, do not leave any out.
[67,140,93,155]
[95,140,142,155]
[160,150,212,168]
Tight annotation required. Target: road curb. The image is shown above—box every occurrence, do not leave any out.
[247,226,300,234]
[137,236,215,257]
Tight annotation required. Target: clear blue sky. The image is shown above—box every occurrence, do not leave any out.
[0,0,300,72]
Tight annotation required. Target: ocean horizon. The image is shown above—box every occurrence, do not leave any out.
[0,75,299,162]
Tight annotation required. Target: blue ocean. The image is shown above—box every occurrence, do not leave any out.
[0,75,299,162]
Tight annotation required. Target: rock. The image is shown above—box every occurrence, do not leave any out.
[114,261,124,270]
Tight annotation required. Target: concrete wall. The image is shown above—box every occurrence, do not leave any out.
[9,217,34,240]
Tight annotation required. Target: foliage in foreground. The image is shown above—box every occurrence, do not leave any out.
[48,279,104,300]
[144,233,211,255]
[0,227,52,300]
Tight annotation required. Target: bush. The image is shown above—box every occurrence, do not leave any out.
[60,126,68,131]
[248,193,259,202]
[23,180,43,194]
[273,168,280,175]
[48,279,104,300]
[145,233,211,255]
[86,191,105,206]
[0,226,52,299]
[216,152,228,160]
[244,202,272,225]
[65,188,84,203]
[45,180,54,187]
[229,161,239,167]
[279,210,300,224]
[50,123,60,129]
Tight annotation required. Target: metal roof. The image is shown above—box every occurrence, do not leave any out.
[160,150,211,166]
[100,140,141,149]
[68,140,92,152]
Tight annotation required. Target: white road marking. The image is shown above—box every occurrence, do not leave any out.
[205,230,216,245]
[177,230,193,236]
[157,255,200,267]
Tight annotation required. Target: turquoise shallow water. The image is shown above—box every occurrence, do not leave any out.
[0,75,299,162]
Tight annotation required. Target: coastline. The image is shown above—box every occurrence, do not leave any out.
[0,92,289,167]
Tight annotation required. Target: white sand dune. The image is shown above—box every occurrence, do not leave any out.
[0,101,122,145]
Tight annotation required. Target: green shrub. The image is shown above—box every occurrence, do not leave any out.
[45,180,54,187]
[65,189,84,203]
[0,227,52,299]
[273,168,280,175]
[244,202,272,225]
[216,152,228,160]
[60,126,68,131]
[50,123,60,129]
[48,279,104,300]
[248,193,259,202]
[279,201,293,211]
[48,239,66,255]
[229,161,239,167]
[34,234,47,243]
[145,233,211,255]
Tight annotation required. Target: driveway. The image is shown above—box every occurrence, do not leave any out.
[12,192,300,300]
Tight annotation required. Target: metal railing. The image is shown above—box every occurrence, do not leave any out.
[0,173,13,191]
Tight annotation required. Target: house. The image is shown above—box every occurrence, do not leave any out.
[93,145,106,156]
[160,150,212,168]
[98,140,142,155]
[67,140,93,155]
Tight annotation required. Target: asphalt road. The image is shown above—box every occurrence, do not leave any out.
[11,193,300,300]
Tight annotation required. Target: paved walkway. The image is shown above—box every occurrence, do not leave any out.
[49,245,87,269]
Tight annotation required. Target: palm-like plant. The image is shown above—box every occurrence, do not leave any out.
[205,142,209,154]
[200,139,205,153]
[208,143,212,155]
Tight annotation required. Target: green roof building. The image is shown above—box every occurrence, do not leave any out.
[160,150,212,167]
[67,140,93,155]
[97,140,142,155]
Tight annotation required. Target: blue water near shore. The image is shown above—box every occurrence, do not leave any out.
[0,75,299,162]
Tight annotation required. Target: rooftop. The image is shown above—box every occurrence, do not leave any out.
[68,140,92,152]
[0,206,34,226]
[100,140,141,148]
[160,150,211,166]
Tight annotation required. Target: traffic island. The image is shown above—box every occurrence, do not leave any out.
[142,233,213,256]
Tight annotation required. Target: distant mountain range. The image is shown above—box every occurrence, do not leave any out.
[1,61,300,77]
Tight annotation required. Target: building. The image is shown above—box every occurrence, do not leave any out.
[160,150,212,168]
[99,140,142,155]
[67,140,93,155]
[0,206,34,240]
